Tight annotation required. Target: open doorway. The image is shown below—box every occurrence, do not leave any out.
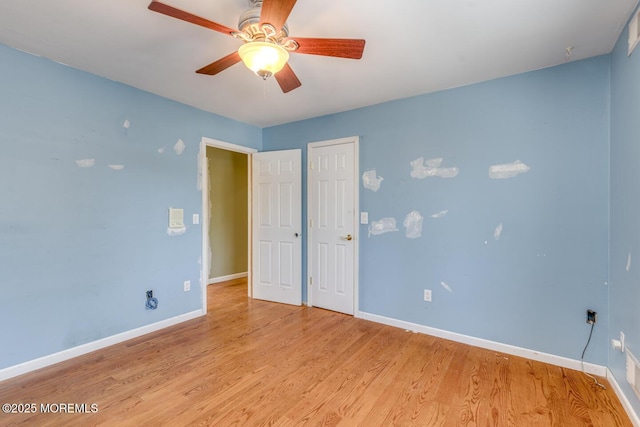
[200,137,256,313]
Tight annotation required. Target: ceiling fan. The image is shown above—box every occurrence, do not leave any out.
[148,0,366,93]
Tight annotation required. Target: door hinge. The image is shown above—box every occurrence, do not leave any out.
[309,277,313,285]
[309,160,314,170]
[309,219,313,228]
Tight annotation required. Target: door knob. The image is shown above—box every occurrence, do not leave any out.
[342,234,353,241]
[295,232,301,237]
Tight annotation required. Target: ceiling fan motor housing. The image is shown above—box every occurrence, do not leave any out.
[238,1,289,38]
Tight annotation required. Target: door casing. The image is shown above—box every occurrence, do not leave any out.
[200,137,256,314]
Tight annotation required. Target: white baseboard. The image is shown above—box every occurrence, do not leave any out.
[608,368,640,427]
[208,272,248,285]
[0,309,204,382]
[355,310,607,377]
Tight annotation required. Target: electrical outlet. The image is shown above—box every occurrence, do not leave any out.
[586,309,597,324]
[424,289,432,302]
[184,280,191,292]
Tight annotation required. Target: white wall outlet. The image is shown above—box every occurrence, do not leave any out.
[361,212,369,224]
[184,280,191,292]
[621,331,626,352]
[423,289,432,302]
[193,214,199,225]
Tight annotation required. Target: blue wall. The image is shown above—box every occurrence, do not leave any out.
[610,11,640,415]
[264,57,610,364]
[0,44,261,369]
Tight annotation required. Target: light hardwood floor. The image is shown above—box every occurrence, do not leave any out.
[0,278,632,426]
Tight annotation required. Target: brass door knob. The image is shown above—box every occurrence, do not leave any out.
[342,234,353,241]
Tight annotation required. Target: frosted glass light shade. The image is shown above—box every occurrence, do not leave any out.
[238,42,289,79]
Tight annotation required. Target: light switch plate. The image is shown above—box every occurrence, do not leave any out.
[193,214,199,225]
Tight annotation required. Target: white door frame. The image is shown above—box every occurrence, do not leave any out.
[307,136,360,313]
[200,137,256,314]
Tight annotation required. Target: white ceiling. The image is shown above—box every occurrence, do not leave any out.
[0,0,638,127]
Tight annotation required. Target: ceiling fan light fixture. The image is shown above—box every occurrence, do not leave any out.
[238,42,289,80]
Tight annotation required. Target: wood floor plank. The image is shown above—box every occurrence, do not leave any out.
[0,279,632,426]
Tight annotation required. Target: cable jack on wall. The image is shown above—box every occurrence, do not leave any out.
[581,309,606,389]
[146,290,158,310]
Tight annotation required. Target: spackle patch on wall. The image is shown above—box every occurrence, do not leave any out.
[167,226,186,236]
[489,160,530,179]
[107,165,124,170]
[494,223,503,240]
[123,119,130,129]
[173,139,186,155]
[158,147,165,154]
[627,252,632,272]
[440,282,453,293]
[76,159,95,168]
[362,169,383,192]
[431,210,448,219]
[403,210,423,239]
[369,218,398,236]
[410,157,459,179]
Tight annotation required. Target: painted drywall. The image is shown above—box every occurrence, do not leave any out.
[610,6,640,416]
[207,147,248,279]
[0,43,261,370]
[263,56,610,365]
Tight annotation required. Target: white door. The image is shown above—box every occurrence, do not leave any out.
[308,138,358,315]
[252,149,302,305]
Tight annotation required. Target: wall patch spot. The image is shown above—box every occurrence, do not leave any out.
[76,159,95,168]
[369,218,398,236]
[410,157,459,179]
[431,210,448,219]
[489,160,530,179]
[173,139,186,155]
[158,147,165,154]
[167,226,187,236]
[108,165,124,170]
[627,252,632,272]
[494,223,503,240]
[362,169,384,192]
[440,281,453,293]
[123,119,130,129]
[403,210,423,239]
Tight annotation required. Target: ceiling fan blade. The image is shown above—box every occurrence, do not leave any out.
[289,38,365,59]
[275,63,302,93]
[196,52,242,75]
[259,0,297,32]
[148,1,236,36]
